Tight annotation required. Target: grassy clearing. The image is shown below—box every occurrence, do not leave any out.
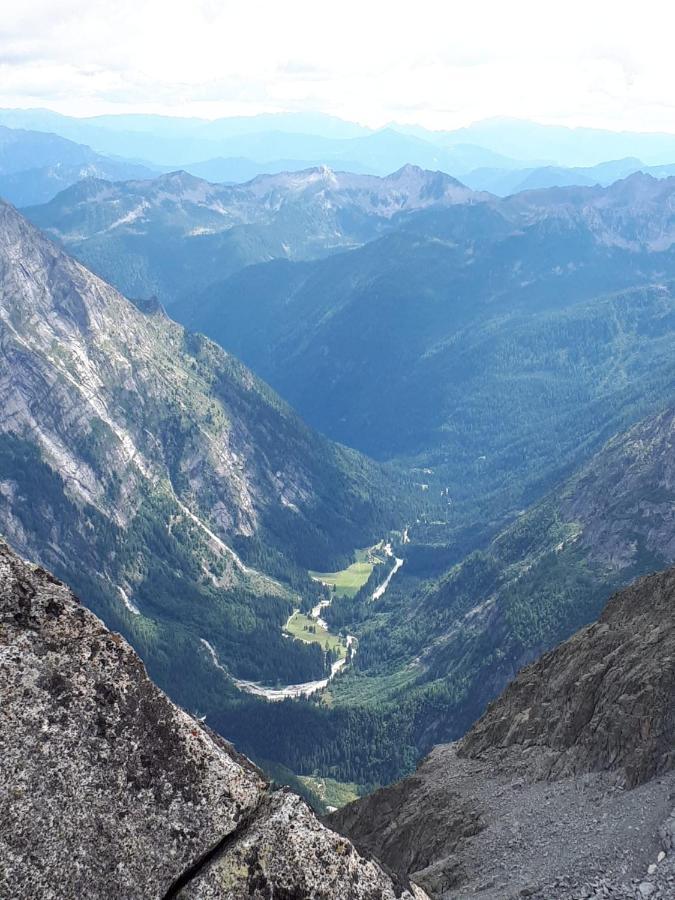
[284,612,346,657]
[309,561,374,597]
[296,774,368,810]
[310,544,387,598]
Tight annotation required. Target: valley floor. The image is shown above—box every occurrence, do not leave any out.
[202,539,405,704]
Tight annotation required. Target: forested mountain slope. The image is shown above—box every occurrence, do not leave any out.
[184,174,675,522]
[289,402,675,784]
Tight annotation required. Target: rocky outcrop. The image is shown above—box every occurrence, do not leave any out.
[555,405,675,571]
[331,569,675,898]
[0,540,425,900]
[461,566,675,786]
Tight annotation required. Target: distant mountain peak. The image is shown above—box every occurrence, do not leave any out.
[390,162,425,176]
[386,162,464,188]
[154,169,207,189]
[297,164,339,184]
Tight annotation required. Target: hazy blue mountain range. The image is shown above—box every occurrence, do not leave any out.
[4,110,675,206]
[24,165,483,306]
[0,124,157,205]
[6,108,675,171]
[463,156,675,195]
[179,138,523,183]
[0,108,371,143]
[408,116,675,166]
[0,108,538,172]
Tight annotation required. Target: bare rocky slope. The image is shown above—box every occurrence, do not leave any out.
[330,568,675,899]
[0,539,426,900]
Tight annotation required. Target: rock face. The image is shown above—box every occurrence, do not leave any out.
[559,405,675,571]
[0,540,425,900]
[331,568,675,898]
[461,566,675,787]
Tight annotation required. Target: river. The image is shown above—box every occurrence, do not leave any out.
[371,556,404,600]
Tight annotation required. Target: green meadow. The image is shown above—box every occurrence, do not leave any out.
[284,612,347,657]
[309,544,387,597]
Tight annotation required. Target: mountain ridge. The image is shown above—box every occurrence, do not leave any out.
[23,164,486,306]
[0,123,157,205]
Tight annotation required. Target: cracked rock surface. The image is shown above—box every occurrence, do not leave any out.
[0,540,425,900]
[331,568,675,899]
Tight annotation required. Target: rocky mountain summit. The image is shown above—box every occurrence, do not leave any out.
[513,172,675,251]
[331,568,675,898]
[0,539,426,899]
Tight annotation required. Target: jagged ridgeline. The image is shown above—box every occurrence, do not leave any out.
[24,165,478,308]
[0,199,410,751]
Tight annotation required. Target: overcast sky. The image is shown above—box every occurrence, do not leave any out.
[2,0,674,132]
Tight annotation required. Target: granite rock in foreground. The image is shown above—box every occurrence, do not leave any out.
[0,540,426,900]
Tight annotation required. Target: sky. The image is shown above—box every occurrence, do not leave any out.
[2,0,675,133]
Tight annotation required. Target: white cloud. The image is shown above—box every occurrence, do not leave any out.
[1,0,674,132]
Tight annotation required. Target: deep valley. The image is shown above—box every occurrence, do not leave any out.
[0,98,674,900]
